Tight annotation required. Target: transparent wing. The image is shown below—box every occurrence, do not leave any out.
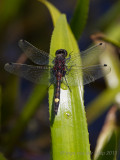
[4,63,55,85]
[18,40,54,65]
[63,64,111,86]
[82,64,111,85]
[81,43,106,65]
[67,43,106,66]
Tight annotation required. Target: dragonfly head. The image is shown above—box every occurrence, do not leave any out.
[55,49,67,57]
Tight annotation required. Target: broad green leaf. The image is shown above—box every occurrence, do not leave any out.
[49,14,91,160]
[70,0,89,40]
[38,0,61,26]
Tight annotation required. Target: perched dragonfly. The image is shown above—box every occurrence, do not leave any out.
[4,40,111,114]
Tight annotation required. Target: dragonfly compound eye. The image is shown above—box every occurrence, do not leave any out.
[55,49,67,57]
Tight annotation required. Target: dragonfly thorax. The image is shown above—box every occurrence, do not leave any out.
[54,59,65,70]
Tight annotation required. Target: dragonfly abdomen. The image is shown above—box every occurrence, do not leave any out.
[54,78,61,114]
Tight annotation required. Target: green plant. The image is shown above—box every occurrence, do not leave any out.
[0,0,120,160]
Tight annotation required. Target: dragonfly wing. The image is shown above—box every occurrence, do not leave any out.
[63,64,111,86]
[4,63,55,85]
[82,64,111,85]
[67,43,106,66]
[18,40,54,65]
[81,43,106,66]
[62,66,82,86]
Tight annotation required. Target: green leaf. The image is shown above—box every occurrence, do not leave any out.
[38,0,61,26]
[49,14,91,160]
[86,86,120,124]
[70,0,89,40]
[39,0,89,40]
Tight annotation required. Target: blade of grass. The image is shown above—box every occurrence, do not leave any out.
[70,0,89,40]
[86,86,120,124]
[38,0,61,26]
[39,0,89,40]
[94,106,119,160]
[49,14,91,160]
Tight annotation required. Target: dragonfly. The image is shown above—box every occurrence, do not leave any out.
[4,40,111,114]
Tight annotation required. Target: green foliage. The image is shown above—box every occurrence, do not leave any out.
[39,0,61,26]
[0,0,120,159]
[86,87,120,124]
[94,131,117,160]
[70,0,89,40]
[39,0,89,40]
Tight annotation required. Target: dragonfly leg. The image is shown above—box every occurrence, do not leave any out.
[65,65,75,75]
[64,76,71,92]
[65,54,71,63]
[48,83,53,89]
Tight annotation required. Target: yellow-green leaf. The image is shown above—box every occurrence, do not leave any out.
[49,14,91,160]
